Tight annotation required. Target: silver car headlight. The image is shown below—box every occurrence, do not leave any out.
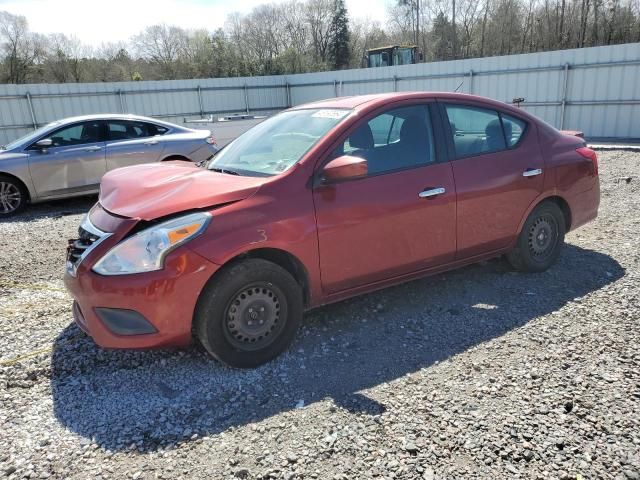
[92,212,211,276]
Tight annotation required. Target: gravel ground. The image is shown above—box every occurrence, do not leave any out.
[0,151,638,480]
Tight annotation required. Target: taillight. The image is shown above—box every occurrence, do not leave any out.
[576,146,598,175]
[205,136,216,145]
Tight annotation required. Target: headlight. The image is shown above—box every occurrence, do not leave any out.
[92,212,211,276]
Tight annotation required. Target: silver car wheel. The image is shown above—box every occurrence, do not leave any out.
[0,181,22,214]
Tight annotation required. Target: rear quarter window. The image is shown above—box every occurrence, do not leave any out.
[501,114,527,147]
[148,124,169,135]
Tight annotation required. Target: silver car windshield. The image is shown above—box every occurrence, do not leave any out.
[4,122,60,150]
[208,108,351,176]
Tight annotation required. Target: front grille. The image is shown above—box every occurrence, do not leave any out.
[67,226,100,265]
[66,215,110,276]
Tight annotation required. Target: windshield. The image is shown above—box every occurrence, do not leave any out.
[208,108,350,176]
[3,122,60,150]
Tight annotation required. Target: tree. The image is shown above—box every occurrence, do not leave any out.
[457,0,481,57]
[306,0,334,64]
[133,24,188,79]
[182,29,216,78]
[396,0,420,46]
[45,33,88,82]
[0,11,42,83]
[484,0,523,54]
[431,12,455,59]
[329,0,350,69]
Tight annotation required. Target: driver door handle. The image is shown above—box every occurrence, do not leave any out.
[419,187,446,198]
[145,140,159,145]
[84,146,102,152]
[523,168,543,177]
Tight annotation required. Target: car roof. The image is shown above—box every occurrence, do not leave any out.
[292,92,530,118]
[46,114,182,129]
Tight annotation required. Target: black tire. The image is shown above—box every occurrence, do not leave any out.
[0,175,28,217]
[194,258,303,368]
[507,201,566,272]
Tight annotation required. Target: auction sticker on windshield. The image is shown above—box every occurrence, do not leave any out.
[311,109,350,119]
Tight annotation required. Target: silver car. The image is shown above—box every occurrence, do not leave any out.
[0,114,218,216]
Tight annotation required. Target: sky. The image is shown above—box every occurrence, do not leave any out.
[0,0,391,46]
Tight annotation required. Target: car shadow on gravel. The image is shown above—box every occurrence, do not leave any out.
[50,244,624,451]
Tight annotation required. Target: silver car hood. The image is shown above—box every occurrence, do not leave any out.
[0,150,28,161]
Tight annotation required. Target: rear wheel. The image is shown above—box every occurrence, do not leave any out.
[507,201,566,272]
[194,259,303,368]
[0,175,27,217]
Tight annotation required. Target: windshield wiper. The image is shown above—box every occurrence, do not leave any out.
[210,167,240,176]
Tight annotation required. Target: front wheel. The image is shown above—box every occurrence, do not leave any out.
[507,201,566,272]
[0,175,27,217]
[194,259,303,368]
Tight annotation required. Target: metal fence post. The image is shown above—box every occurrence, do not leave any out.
[286,82,292,107]
[25,92,37,130]
[393,75,398,92]
[196,85,204,117]
[117,89,126,113]
[559,63,570,130]
[243,84,249,113]
[333,80,338,97]
[468,70,474,94]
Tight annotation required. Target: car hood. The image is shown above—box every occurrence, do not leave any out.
[0,150,27,161]
[99,162,266,220]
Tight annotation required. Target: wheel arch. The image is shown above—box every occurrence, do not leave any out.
[161,154,191,162]
[0,171,32,203]
[214,247,311,308]
[516,193,572,238]
[544,195,572,231]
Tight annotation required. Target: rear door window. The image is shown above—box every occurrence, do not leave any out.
[107,121,158,141]
[445,105,506,158]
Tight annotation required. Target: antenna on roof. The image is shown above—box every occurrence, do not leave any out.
[454,81,464,93]
[512,97,525,108]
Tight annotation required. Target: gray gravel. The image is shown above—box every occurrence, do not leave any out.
[1,151,639,480]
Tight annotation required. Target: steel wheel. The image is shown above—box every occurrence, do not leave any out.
[0,180,23,215]
[223,282,285,351]
[195,258,303,368]
[527,213,559,261]
[507,201,566,273]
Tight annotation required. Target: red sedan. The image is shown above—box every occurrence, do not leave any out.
[64,92,600,367]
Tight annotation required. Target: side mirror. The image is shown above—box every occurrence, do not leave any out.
[321,155,368,183]
[35,138,53,149]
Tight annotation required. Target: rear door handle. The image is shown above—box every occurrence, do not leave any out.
[523,168,542,177]
[84,146,102,152]
[145,140,159,145]
[419,187,446,198]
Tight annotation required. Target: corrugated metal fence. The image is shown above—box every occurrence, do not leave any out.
[1,42,639,145]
